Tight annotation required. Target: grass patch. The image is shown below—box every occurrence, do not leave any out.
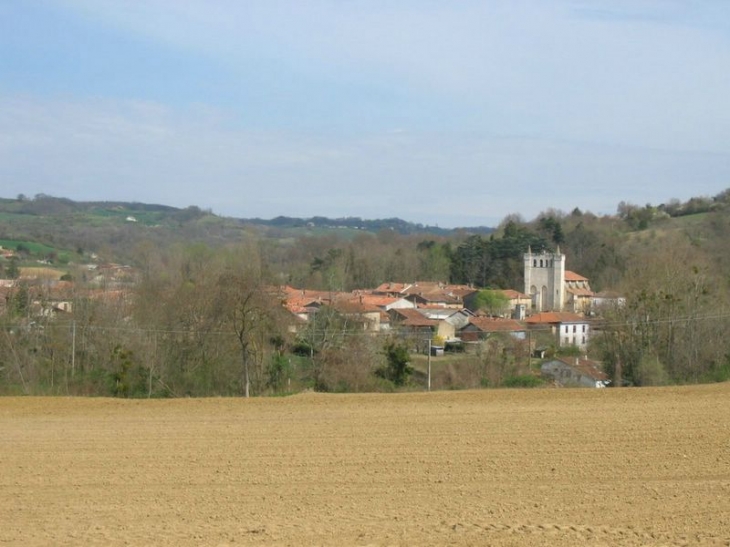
[0,239,73,264]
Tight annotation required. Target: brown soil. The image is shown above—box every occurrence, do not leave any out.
[2,384,730,546]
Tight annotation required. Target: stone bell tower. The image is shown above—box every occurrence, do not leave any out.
[523,247,565,312]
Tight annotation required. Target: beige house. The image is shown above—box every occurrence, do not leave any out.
[564,271,593,313]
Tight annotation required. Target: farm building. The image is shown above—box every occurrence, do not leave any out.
[541,357,609,388]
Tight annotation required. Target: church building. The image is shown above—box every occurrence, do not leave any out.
[523,247,593,312]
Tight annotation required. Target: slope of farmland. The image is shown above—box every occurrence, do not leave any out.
[1,385,730,546]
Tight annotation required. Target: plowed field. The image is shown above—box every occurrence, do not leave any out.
[2,384,730,546]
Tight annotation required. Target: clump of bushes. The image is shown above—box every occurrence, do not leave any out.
[502,374,544,388]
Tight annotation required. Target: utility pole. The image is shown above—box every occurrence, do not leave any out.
[71,320,76,378]
[427,338,432,392]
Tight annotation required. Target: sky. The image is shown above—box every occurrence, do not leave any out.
[1,1,729,228]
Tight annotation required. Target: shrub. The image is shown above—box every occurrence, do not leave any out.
[556,345,581,357]
[445,340,465,353]
[503,374,544,388]
[634,356,669,386]
[701,357,730,383]
[377,340,413,387]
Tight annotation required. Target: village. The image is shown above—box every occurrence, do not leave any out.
[278,247,622,388]
[2,243,622,389]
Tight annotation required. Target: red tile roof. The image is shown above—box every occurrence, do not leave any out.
[373,282,412,294]
[390,308,437,327]
[500,289,530,300]
[464,317,525,333]
[353,294,401,308]
[279,287,352,314]
[332,300,381,314]
[406,291,461,305]
[447,287,479,298]
[565,270,589,281]
[526,312,587,324]
[401,316,439,327]
[374,281,475,298]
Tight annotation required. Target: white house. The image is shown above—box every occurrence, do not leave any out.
[525,312,591,349]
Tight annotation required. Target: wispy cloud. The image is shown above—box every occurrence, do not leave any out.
[2,95,728,226]
[44,1,730,149]
[1,2,729,225]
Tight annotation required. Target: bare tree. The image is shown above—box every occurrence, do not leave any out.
[212,245,284,397]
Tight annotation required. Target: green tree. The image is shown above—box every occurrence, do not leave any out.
[449,221,547,288]
[7,282,31,317]
[417,240,452,281]
[377,340,413,387]
[6,258,20,280]
[266,353,291,393]
[108,345,146,397]
[474,289,509,316]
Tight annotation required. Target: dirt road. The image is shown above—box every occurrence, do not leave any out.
[2,384,729,546]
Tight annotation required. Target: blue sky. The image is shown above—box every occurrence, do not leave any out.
[1,1,729,227]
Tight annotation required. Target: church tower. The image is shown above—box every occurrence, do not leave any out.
[523,247,565,311]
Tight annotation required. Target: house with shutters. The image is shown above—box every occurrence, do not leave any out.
[525,311,591,349]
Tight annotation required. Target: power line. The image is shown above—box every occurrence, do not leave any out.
[4,309,730,339]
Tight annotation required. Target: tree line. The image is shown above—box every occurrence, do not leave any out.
[2,191,730,395]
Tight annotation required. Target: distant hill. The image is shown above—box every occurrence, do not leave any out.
[246,215,494,236]
[0,195,495,264]
[0,195,494,236]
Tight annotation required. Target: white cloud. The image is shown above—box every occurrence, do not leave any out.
[2,95,728,227]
